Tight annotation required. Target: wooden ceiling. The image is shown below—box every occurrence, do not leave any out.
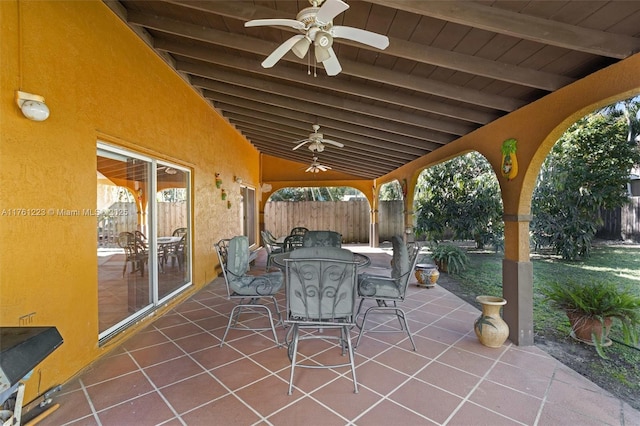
[104,0,640,179]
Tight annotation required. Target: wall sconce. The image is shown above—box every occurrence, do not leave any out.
[234,176,242,184]
[260,183,272,193]
[15,91,50,121]
[215,173,222,188]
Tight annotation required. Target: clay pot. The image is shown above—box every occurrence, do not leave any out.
[566,312,613,346]
[474,296,509,348]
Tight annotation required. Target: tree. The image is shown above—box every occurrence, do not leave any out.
[531,108,640,260]
[379,180,402,201]
[269,186,349,201]
[414,152,503,249]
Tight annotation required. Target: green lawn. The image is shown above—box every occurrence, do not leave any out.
[440,243,640,408]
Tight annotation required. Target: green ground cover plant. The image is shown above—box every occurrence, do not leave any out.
[435,242,640,410]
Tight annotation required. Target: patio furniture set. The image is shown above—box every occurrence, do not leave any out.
[215,228,420,395]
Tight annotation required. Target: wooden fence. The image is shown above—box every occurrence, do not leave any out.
[97,202,187,247]
[264,200,404,243]
[598,197,640,242]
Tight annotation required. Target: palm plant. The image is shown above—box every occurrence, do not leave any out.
[540,279,640,357]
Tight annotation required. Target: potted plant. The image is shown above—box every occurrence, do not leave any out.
[430,243,469,274]
[540,279,640,357]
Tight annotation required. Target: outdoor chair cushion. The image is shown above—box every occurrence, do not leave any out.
[358,235,408,298]
[227,236,283,296]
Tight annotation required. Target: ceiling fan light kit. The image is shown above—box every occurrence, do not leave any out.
[244,0,389,76]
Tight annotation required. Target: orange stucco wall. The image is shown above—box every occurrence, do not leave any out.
[0,0,258,402]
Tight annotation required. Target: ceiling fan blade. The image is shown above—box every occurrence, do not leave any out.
[261,35,305,68]
[316,0,349,24]
[322,139,344,148]
[322,48,342,76]
[332,26,390,50]
[293,140,310,150]
[245,19,305,30]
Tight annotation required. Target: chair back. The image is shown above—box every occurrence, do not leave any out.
[289,227,309,237]
[285,247,358,323]
[283,234,305,252]
[214,238,232,296]
[390,235,421,298]
[172,227,187,237]
[302,231,342,248]
[118,231,147,258]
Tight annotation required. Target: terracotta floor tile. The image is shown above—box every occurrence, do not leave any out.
[180,394,261,425]
[234,374,300,417]
[157,322,204,341]
[355,360,410,395]
[545,376,622,424]
[266,395,347,425]
[84,371,154,412]
[469,380,542,425]
[122,328,170,351]
[485,360,553,398]
[80,352,139,386]
[310,377,384,420]
[35,388,95,426]
[355,399,438,426]
[437,346,497,376]
[96,391,175,426]
[143,355,205,388]
[211,357,272,391]
[172,331,220,354]
[448,401,523,425]
[388,379,464,424]
[128,341,185,368]
[415,360,481,397]
[160,372,228,414]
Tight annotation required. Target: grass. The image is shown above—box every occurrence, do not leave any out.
[433,242,640,409]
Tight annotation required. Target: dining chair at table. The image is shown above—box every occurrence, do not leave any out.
[355,235,421,351]
[166,234,187,270]
[215,236,284,347]
[302,230,342,248]
[261,230,284,271]
[284,246,360,394]
[289,226,309,237]
[117,231,149,277]
[283,234,305,252]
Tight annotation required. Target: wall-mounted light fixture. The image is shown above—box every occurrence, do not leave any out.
[15,91,50,122]
[234,176,243,184]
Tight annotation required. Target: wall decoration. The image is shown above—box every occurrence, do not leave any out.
[501,138,518,180]
[227,200,232,209]
[215,173,222,188]
[221,189,227,200]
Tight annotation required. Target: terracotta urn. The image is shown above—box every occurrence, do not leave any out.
[474,296,509,348]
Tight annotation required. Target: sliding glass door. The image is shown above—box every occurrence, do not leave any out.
[97,143,191,341]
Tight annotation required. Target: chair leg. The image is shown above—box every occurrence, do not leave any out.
[288,324,300,395]
[220,302,280,348]
[344,325,359,393]
[355,305,416,351]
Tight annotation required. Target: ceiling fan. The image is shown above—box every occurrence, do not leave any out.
[293,124,344,152]
[244,0,389,76]
[306,156,332,173]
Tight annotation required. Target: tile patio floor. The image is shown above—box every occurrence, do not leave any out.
[39,245,640,426]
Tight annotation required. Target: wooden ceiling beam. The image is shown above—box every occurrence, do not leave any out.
[149,20,525,112]
[196,82,444,150]
[157,1,575,90]
[212,99,439,152]
[370,0,640,59]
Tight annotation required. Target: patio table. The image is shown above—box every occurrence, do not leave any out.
[271,251,371,270]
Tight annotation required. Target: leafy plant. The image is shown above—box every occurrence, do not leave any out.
[430,243,469,275]
[531,109,640,260]
[540,279,640,357]
[414,152,503,249]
